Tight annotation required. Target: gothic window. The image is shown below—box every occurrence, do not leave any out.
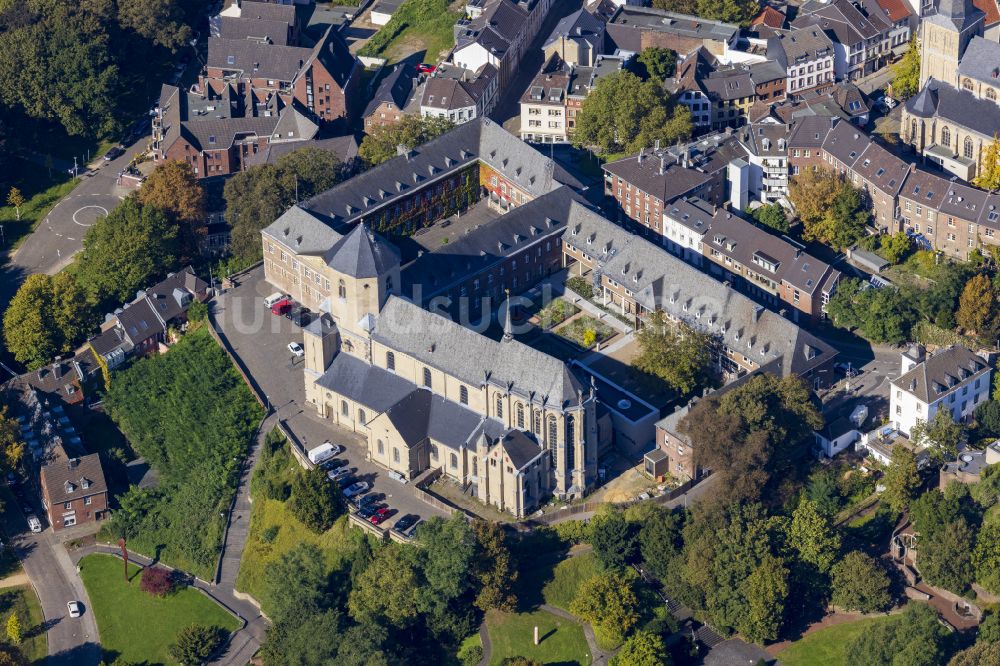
[964,137,974,159]
[358,409,366,425]
[941,126,951,147]
[338,279,347,298]
[450,453,458,468]
[547,416,558,445]
[377,439,384,454]
[386,351,395,370]
[423,367,432,388]
[516,403,524,429]
[963,78,974,91]
[460,386,469,405]
[987,88,997,101]
[496,395,503,418]
[341,400,349,416]
[533,410,541,434]
[566,417,576,468]
[910,120,917,142]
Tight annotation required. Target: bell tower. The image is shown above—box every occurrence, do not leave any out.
[919,0,984,88]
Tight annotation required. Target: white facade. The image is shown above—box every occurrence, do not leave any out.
[678,89,712,128]
[520,102,568,143]
[890,347,992,437]
[786,54,834,95]
[454,41,500,74]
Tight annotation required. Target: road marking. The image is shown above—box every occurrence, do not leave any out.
[72,205,108,227]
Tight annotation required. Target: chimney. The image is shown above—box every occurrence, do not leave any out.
[682,151,690,169]
[753,305,764,322]
[659,157,665,175]
[637,148,644,164]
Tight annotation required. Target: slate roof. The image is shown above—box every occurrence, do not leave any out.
[851,141,910,197]
[701,68,755,101]
[315,351,415,412]
[563,206,837,376]
[236,0,296,25]
[603,153,711,203]
[925,0,983,31]
[938,180,989,221]
[607,6,739,43]
[218,15,291,44]
[767,28,834,70]
[421,63,497,111]
[208,37,313,80]
[897,167,949,209]
[903,78,1000,140]
[363,64,415,118]
[372,296,584,404]
[497,430,544,469]
[248,134,359,167]
[787,114,836,146]
[821,119,873,168]
[42,453,108,506]
[263,205,344,255]
[544,8,604,48]
[892,345,989,404]
[323,224,400,278]
[382,388,493,450]
[957,37,1000,87]
[748,59,787,85]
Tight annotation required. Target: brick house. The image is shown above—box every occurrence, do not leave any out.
[40,454,108,531]
[363,64,416,131]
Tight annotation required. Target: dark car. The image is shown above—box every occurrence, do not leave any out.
[356,492,383,509]
[320,458,347,471]
[393,514,420,534]
[358,504,381,520]
[290,308,312,327]
[103,146,125,161]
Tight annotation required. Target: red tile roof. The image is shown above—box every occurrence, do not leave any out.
[973,0,1000,25]
[751,5,786,28]
[875,0,912,23]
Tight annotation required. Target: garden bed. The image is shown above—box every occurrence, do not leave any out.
[555,316,615,349]
[531,299,579,329]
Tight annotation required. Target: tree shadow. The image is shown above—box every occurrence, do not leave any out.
[47,641,103,666]
[510,530,570,612]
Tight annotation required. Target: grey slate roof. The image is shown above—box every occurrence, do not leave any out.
[938,180,989,220]
[897,167,949,209]
[248,135,359,167]
[604,152,711,203]
[821,119,873,168]
[904,78,1000,141]
[498,430,543,469]
[767,27,834,69]
[852,140,910,197]
[263,205,344,255]
[363,64,415,118]
[315,351,415,412]
[544,8,604,48]
[116,299,164,345]
[209,37,313,81]
[372,296,584,404]
[219,15,291,44]
[925,0,984,31]
[237,0,296,25]
[787,114,837,147]
[42,453,108,506]
[323,223,400,278]
[891,345,989,404]
[563,206,837,376]
[607,6,738,43]
[382,388,491,450]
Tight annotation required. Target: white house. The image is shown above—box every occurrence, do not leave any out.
[890,344,992,437]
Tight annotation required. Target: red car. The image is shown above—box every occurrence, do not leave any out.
[369,507,392,525]
[416,63,435,74]
[270,299,292,315]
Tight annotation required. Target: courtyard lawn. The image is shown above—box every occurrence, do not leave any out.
[486,609,591,666]
[532,299,579,329]
[776,616,898,666]
[358,0,460,63]
[79,553,240,666]
[0,585,46,663]
[556,316,615,349]
[541,551,599,612]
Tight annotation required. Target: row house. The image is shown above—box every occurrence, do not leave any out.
[605,6,739,61]
[363,63,416,131]
[560,202,838,380]
[898,174,1000,260]
[542,8,606,67]
[565,55,627,137]
[603,132,745,237]
[662,197,840,322]
[453,0,550,93]
[736,117,791,204]
[420,63,499,124]
[766,28,836,97]
[152,83,318,178]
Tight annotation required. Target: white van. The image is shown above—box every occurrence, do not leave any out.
[26,515,41,533]
[307,441,337,465]
[263,292,287,309]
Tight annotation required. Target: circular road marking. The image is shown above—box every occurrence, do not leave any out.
[72,205,108,227]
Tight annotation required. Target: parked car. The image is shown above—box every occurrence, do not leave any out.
[264,292,288,308]
[358,504,381,520]
[66,601,82,618]
[287,342,304,357]
[320,457,347,471]
[103,146,124,161]
[393,514,420,534]
[416,63,435,74]
[343,481,369,498]
[356,492,383,509]
[290,308,312,327]
[369,507,392,525]
[270,299,292,316]
[26,515,41,533]
[387,470,408,484]
[327,467,352,482]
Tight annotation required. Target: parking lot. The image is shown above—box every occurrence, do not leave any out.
[211,266,449,531]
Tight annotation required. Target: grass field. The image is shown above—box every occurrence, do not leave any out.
[776,616,898,666]
[0,161,79,253]
[358,0,460,62]
[80,553,240,665]
[0,585,46,662]
[486,609,591,666]
[541,552,600,612]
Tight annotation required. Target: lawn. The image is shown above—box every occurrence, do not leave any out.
[541,551,599,612]
[358,0,460,62]
[776,616,898,666]
[485,609,591,666]
[533,299,579,330]
[79,553,240,666]
[0,585,46,663]
[556,316,615,349]
[236,436,374,614]
[0,160,79,253]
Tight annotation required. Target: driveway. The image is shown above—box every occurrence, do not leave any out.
[211,267,449,532]
[15,528,102,665]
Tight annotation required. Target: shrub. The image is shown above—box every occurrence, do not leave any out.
[554,519,593,544]
[169,624,225,665]
[461,645,484,666]
[261,525,280,544]
[566,276,594,300]
[139,566,174,597]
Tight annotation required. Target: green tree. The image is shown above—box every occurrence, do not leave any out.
[265,543,331,621]
[806,469,843,517]
[750,203,789,233]
[878,232,913,264]
[910,409,964,462]
[920,518,975,594]
[633,311,713,396]
[168,624,224,665]
[786,498,841,574]
[359,115,454,165]
[741,554,789,644]
[825,277,915,345]
[348,543,422,626]
[3,274,59,369]
[137,160,206,260]
[978,611,1000,643]
[636,47,676,82]
[805,182,868,250]
[590,510,637,572]
[957,274,997,337]
[881,445,921,512]
[416,513,478,603]
[696,0,760,24]
[52,272,97,347]
[117,0,193,50]
[6,187,24,221]
[638,506,682,580]
[472,519,518,612]
[973,134,1000,191]
[570,571,640,647]
[573,70,692,156]
[844,603,948,666]
[288,466,343,533]
[224,147,344,262]
[830,551,892,612]
[0,407,24,477]
[651,0,698,13]
[610,630,670,666]
[260,609,342,666]
[77,196,180,303]
[5,613,20,646]
[789,168,840,228]
[950,642,1000,666]
[974,522,1000,594]
[891,37,921,99]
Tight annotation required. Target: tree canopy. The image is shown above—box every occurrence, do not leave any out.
[573,70,692,156]
[359,115,454,166]
[3,272,97,369]
[749,203,789,234]
[633,312,713,396]
[891,37,920,99]
[635,47,677,83]
[844,603,949,666]
[830,551,892,613]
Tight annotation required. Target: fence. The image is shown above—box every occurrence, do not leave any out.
[531,473,708,525]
